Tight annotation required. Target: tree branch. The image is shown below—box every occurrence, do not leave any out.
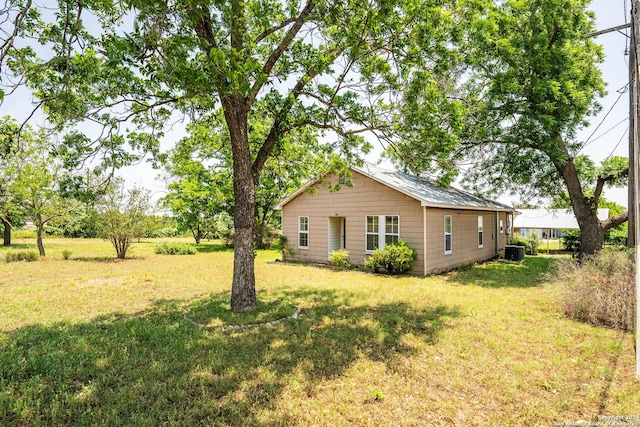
[254,16,298,44]
[251,45,346,179]
[592,166,629,205]
[0,0,32,72]
[188,4,219,50]
[246,0,315,106]
[601,211,628,231]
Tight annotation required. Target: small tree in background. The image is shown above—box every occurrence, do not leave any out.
[97,179,153,259]
[3,119,80,256]
[524,232,540,256]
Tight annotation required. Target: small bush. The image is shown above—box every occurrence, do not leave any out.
[62,249,73,260]
[270,235,288,251]
[562,230,581,251]
[548,249,635,331]
[510,236,531,254]
[328,249,351,269]
[5,250,39,262]
[524,232,540,255]
[154,242,197,255]
[605,226,627,247]
[364,240,417,274]
[12,228,37,239]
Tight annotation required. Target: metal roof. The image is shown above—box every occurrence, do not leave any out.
[277,163,514,212]
[513,208,609,230]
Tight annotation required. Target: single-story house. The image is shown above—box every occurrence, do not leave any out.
[514,208,609,239]
[276,164,516,275]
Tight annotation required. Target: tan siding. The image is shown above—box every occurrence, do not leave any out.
[424,208,501,273]
[282,171,424,272]
[281,171,510,274]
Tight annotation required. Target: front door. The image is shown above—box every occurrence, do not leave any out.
[328,217,346,255]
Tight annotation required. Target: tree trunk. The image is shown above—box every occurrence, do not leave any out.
[223,96,257,312]
[36,216,45,257]
[191,226,201,245]
[556,153,605,258]
[2,217,10,246]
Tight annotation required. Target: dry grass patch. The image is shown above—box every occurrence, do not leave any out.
[0,240,639,425]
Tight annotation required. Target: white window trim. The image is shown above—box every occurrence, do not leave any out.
[365,215,379,253]
[384,215,400,246]
[365,215,400,253]
[298,216,309,249]
[444,215,452,255]
[478,215,484,248]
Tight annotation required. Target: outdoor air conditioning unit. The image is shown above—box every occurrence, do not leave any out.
[505,245,525,261]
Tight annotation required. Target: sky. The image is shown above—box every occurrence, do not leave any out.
[580,0,632,208]
[0,0,635,208]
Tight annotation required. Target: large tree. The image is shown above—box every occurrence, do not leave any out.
[8,0,464,311]
[388,0,628,257]
[162,108,335,247]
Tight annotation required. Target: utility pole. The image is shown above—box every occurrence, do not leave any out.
[586,1,640,379]
[632,0,640,380]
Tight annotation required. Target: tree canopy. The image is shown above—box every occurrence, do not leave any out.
[387,0,628,257]
[4,0,467,311]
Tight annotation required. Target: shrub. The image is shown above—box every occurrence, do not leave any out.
[12,228,37,239]
[605,226,627,247]
[154,242,197,255]
[328,249,351,269]
[147,226,182,238]
[270,235,288,251]
[5,250,39,262]
[562,230,581,251]
[214,212,235,248]
[524,232,540,255]
[547,249,635,331]
[364,240,417,274]
[62,249,73,260]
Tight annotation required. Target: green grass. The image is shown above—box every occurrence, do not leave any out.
[1,238,639,425]
[537,238,562,252]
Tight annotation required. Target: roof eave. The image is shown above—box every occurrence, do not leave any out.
[420,201,515,212]
[275,176,321,210]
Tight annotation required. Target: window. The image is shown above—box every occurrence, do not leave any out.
[298,217,309,248]
[366,215,400,252]
[444,215,452,254]
[478,216,484,248]
[366,216,379,252]
[385,215,399,245]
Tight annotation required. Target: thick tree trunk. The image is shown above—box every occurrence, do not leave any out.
[223,96,257,312]
[2,217,10,246]
[556,153,606,258]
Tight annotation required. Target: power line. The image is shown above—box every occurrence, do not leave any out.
[579,84,628,151]
[582,117,628,150]
[604,125,629,160]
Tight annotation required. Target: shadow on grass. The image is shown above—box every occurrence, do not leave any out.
[0,243,37,251]
[0,290,459,426]
[446,256,553,288]
[69,256,144,263]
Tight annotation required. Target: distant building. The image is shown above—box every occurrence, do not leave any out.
[513,208,609,239]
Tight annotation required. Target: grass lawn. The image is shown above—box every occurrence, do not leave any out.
[1,238,639,426]
[537,238,562,252]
